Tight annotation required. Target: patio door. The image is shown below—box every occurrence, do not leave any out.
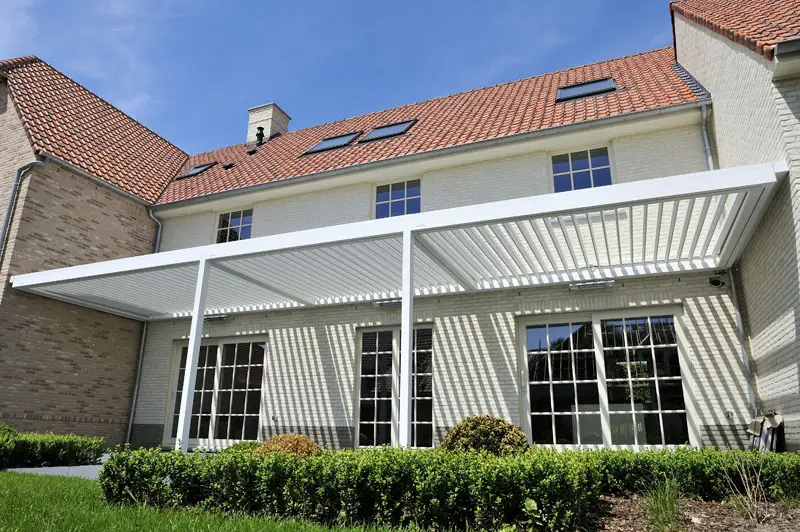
[355,327,434,448]
[166,338,266,449]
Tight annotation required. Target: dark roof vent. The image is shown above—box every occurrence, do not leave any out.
[247,147,258,155]
[222,162,235,170]
[255,126,265,145]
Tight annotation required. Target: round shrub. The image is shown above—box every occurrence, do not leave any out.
[0,423,18,439]
[255,433,321,458]
[442,414,528,455]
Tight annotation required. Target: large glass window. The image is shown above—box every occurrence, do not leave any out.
[602,316,688,445]
[169,340,265,444]
[217,209,253,243]
[375,180,421,219]
[551,148,612,193]
[526,322,602,445]
[357,328,434,448]
[524,313,689,447]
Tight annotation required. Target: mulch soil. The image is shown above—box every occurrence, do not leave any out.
[593,495,800,531]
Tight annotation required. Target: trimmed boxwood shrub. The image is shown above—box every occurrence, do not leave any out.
[441,414,528,455]
[592,447,800,501]
[0,432,104,469]
[0,423,18,439]
[100,446,601,530]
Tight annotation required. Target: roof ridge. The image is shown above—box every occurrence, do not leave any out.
[0,56,41,73]
[192,46,675,157]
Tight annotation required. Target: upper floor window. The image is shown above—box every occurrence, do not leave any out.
[217,209,253,243]
[376,179,421,219]
[552,148,612,193]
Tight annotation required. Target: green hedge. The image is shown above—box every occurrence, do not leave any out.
[99,446,800,530]
[593,447,800,500]
[100,446,600,531]
[0,432,105,469]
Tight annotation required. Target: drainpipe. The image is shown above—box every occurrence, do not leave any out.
[0,160,46,268]
[700,103,758,418]
[126,209,163,444]
[729,270,758,418]
[700,103,714,171]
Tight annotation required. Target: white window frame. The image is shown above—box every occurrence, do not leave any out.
[214,207,254,244]
[548,146,614,193]
[373,179,422,219]
[354,325,434,449]
[517,306,699,449]
[162,335,268,451]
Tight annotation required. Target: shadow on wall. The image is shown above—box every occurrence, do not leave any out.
[263,320,354,448]
[682,289,751,448]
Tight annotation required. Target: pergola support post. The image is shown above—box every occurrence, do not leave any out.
[397,230,415,448]
[175,259,210,452]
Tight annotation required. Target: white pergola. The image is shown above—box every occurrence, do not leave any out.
[10,162,787,450]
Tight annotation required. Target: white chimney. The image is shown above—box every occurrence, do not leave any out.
[247,102,290,143]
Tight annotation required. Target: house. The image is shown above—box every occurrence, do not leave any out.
[1,0,799,452]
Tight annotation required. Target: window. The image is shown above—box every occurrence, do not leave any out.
[177,162,216,180]
[169,340,266,444]
[375,179,421,219]
[552,148,612,193]
[357,328,434,448]
[526,322,602,445]
[360,120,416,143]
[217,209,253,243]
[602,316,688,445]
[556,78,616,102]
[304,131,362,155]
[523,312,690,447]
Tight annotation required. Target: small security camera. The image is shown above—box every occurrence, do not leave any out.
[709,277,725,288]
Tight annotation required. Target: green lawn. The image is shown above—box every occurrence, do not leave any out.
[0,472,380,532]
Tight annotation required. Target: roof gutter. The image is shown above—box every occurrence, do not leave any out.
[154,100,708,211]
[700,102,714,170]
[775,37,800,61]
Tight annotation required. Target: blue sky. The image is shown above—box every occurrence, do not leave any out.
[1,0,675,154]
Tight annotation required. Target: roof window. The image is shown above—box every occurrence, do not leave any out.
[304,131,362,155]
[556,78,616,102]
[176,162,216,181]
[360,120,416,143]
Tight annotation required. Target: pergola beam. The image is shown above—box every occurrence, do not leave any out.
[415,234,478,291]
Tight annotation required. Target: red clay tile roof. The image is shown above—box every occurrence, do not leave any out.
[672,0,800,60]
[158,47,703,205]
[0,56,187,203]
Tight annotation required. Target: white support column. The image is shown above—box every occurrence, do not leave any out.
[175,259,210,452]
[397,230,415,448]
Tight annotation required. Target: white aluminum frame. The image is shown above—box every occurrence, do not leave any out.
[9,162,787,450]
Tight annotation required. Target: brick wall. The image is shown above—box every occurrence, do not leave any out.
[0,162,157,444]
[675,15,800,449]
[133,272,751,450]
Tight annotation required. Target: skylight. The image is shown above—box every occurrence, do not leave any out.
[176,162,216,181]
[360,120,416,143]
[304,131,362,155]
[556,78,617,102]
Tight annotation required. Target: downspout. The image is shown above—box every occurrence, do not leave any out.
[700,102,758,418]
[1,160,46,268]
[125,208,163,444]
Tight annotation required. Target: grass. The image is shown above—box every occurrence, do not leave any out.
[0,472,383,532]
[641,476,682,532]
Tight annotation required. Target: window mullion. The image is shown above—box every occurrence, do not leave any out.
[546,326,556,445]
[649,317,666,445]
[621,318,639,447]
[210,343,221,446]
[570,323,581,445]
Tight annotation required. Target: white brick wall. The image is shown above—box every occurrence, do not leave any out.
[612,125,708,182]
[675,14,800,448]
[135,272,751,448]
[158,125,708,252]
